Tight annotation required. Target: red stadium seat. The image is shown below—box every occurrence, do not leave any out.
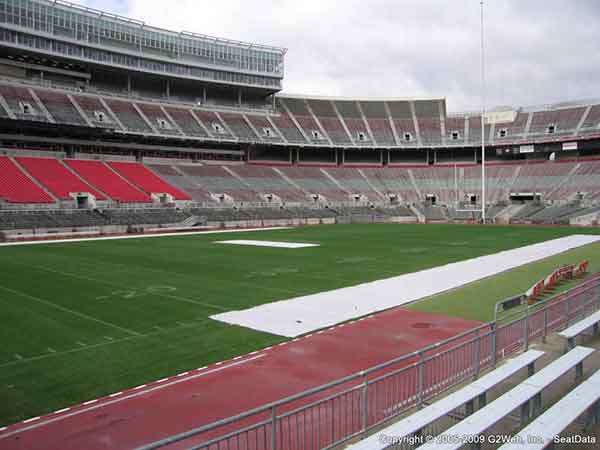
[66,160,152,203]
[16,157,106,200]
[0,156,55,203]
[109,161,192,200]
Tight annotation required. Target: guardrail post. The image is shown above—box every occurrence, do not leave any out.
[361,374,368,431]
[473,330,481,379]
[542,308,548,343]
[523,307,529,351]
[491,323,497,368]
[565,297,570,328]
[270,406,277,450]
[418,351,425,408]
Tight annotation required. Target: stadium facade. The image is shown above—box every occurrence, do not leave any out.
[1,0,600,235]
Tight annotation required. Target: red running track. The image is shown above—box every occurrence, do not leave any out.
[0,309,481,450]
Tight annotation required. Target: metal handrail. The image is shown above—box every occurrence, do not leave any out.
[133,274,600,450]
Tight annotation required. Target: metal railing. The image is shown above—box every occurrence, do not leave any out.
[136,274,600,450]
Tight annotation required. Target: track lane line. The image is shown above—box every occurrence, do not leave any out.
[0,353,266,439]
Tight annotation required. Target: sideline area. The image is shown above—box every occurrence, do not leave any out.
[0,226,293,247]
[212,234,600,337]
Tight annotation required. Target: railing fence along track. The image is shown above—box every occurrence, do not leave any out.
[137,274,600,450]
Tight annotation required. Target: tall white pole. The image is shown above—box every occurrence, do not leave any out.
[480,0,486,223]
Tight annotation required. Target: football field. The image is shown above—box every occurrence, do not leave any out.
[1,223,599,426]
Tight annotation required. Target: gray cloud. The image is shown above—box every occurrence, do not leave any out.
[79,0,600,112]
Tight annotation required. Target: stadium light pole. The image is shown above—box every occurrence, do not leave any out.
[480,0,486,223]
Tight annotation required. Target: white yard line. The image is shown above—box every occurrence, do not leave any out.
[0,319,211,369]
[0,285,142,337]
[0,354,265,439]
[7,262,231,312]
[212,235,600,337]
[0,227,292,247]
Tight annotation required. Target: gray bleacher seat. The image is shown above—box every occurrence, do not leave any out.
[559,310,600,351]
[417,346,595,450]
[497,367,600,450]
[346,350,544,450]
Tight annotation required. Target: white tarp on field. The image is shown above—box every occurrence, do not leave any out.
[215,240,319,248]
[211,234,600,337]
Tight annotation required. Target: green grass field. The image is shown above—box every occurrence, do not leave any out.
[1,223,599,426]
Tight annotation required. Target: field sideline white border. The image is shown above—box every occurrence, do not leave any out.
[212,234,600,337]
[0,227,292,247]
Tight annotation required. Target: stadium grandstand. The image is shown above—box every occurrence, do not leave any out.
[0,1,599,233]
[1,2,600,450]
[0,1,598,235]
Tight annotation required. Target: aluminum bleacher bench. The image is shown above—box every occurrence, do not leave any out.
[497,367,600,450]
[416,346,595,450]
[346,349,544,450]
[559,309,600,351]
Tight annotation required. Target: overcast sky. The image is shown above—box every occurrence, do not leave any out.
[75,0,600,112]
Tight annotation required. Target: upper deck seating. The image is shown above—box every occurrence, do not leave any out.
[109,162,191,200]
[280,98,329,144]
[359,101,396,145]
[414,100,443,145]
[445,116,465,144]
[388,101,417,144]
[334,100,371,145]
[105,99,153,133]
[246,114,284,142]
[219,113,257,141]
[16,156,106,200]
[529,107,585,136]
[268,111,308,143]
[136,103,180,135]
[495,112,529,142]
[417,117,443,144]
[307,99,352,144]
[65,159,152,203]
[162,107,208,137]
[0,156,54,203]
[193,110,234,139]
[33,89,86,126]
[579,105,600,134]
[71,95,119,128]
[467,115,491,144]
[0,84,47,121]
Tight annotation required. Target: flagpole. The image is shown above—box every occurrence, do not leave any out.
[480,0,486,223]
